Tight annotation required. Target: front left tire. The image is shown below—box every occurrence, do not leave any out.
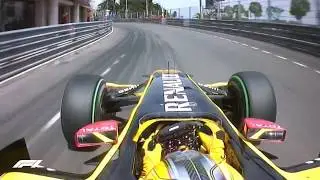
[61,74,106,149]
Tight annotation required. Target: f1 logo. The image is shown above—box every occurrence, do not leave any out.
[13,160,44,168]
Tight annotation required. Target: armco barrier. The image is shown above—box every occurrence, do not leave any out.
[115,18,320,57]
[0,21,112,82]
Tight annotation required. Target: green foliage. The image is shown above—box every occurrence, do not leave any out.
[244,10,249,18]
[223,5,233,19]
[290,0,310,20]
[266,6,284,20]
[249,2,262,18]
[233,4,245,19]
[98,0,162,15]
[194,13,201,19]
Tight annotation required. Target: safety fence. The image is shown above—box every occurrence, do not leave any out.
[0,21,112,82]
[115,18,320,57]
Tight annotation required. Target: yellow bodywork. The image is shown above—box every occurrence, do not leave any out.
[1,172,60,179]
[139,118,244,180]
[1,70,320,180]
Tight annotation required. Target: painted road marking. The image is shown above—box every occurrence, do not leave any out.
[113,59,120,65]
[28,112,61,146]
[275,55,287,60]
[120,54,126,58]
[43,112,60,132]
[212,34,317,74]
[293,61,308,68]
[262,50,271,54]
[102,58,121,76]
[28,34,117,145]
[314,70,320,74]
[101,67,111,76]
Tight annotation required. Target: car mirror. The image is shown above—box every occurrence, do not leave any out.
[243,118,286,143]
[75,120,119,148]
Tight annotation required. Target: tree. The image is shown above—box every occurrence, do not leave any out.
[244,10,249,18]
[233,4,245,20]
[290,0,310,21]
[249,2,262,19]
[194,13,201,19]
[98,0,163,18]
[223,5,234,19]
[266,6,284,20]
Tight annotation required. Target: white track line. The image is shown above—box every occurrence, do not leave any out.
[42,112,61,132]
[293,61,308,68]
[28,112,61,146]
[27,29,114,145]
[38,59,116,135]
[101,67,111,76]
[262,50,271,54]
[113,59,120,65]
[314,70,320,74]
[251,46,259,50]
[120,54,126,58]
[102,57,122,75]
[241,43,249,46]
[275,55,287,60]
[0,28,113,86]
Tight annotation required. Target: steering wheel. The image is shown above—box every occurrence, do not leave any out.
[156,121,203,155]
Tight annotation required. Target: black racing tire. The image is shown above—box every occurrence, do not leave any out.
[228,71,277,128]
[61,74,106,149]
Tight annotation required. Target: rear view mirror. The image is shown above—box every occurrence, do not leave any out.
[243,118,286,143]
[75,120,119,148]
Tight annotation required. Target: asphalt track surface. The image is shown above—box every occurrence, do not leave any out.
[0,23,320,174]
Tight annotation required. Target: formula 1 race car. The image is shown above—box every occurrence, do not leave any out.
[1,70,320,179]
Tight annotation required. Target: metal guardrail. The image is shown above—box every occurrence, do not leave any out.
[0,21,113,82]
[115,18,320,57]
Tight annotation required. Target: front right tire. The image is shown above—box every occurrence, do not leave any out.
[228,71,277,129]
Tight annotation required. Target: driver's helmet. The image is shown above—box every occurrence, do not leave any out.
[145,150,230,180]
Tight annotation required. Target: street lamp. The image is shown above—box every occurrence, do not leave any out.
[200,0,202,19]
[125,0,128,19]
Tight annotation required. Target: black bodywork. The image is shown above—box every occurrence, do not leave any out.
[1,72,318,179]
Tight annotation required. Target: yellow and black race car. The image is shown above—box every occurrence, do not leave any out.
[1,70,320,179]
